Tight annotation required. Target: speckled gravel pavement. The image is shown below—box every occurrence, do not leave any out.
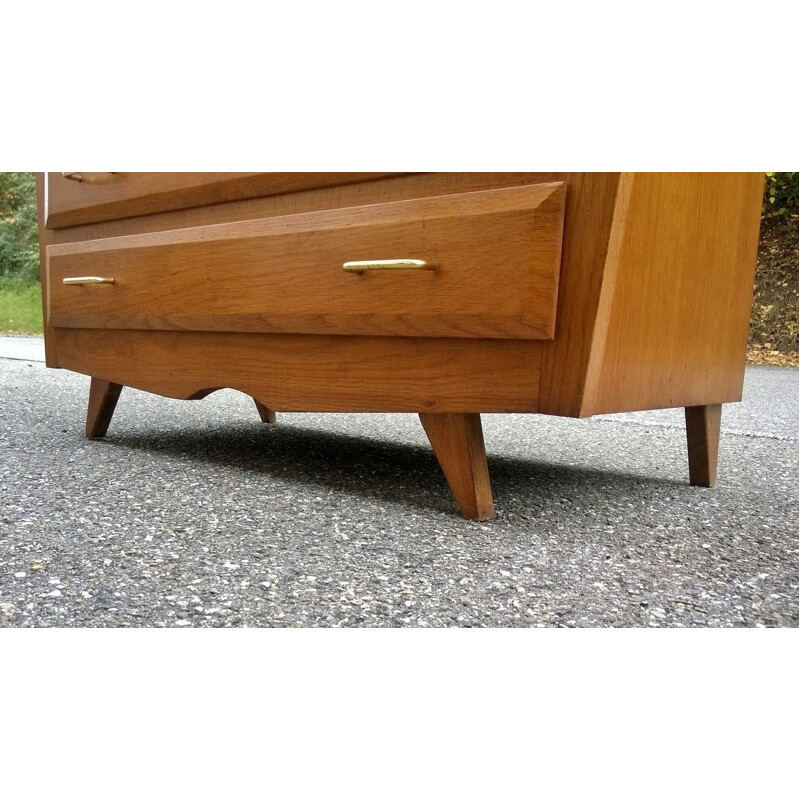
[1,350,797,627]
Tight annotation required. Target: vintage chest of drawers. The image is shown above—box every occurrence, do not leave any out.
[37,172,764,519]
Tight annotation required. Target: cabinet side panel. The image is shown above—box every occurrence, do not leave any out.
[587,172,764,415]
[538,173,624,416]
[36,173,58,367]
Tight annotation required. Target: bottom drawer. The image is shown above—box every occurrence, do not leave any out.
[46,182,566,340]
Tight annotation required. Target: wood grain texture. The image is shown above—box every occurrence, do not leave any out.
[39,172,761,424]
[86,378,122,438]
[43,173,575,244]
[685,404,722,487]
[419,413,494,520]
[52,329,542,413]
[586,173,764,414]
[46,183,566,340]
[579,173,636,415]
[254,400,276,423]
[40,171,615,416]
[36,174,58,367]
[537,173,625,416]
[46,172,407,228]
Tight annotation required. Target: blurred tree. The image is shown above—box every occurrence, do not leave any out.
[0,172,39,282]
[763,172,799,218]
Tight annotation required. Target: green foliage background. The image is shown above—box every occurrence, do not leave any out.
[0,172,38,282]
[764,172,799,218]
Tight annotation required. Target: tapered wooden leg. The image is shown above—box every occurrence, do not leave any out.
[419,413,495,520]
[86,378,123,439]
[254,400,276,423]
[685,404,721,487]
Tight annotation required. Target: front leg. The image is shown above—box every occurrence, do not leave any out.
[419,413,495,520]
[86,378,123,439]
[685,404,722,487]
[254,399,276,423]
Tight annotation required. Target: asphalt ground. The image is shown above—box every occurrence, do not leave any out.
[0,340,797,627]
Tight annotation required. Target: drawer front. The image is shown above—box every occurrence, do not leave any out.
[45,172,405,229]
[46,183,566,340]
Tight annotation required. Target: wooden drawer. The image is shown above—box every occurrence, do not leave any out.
[46,182,566,340]
[45,172,405,229]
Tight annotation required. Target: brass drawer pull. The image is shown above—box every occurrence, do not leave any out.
[343,259,436,273]
[63,276,115,285]
[62,172,118,184]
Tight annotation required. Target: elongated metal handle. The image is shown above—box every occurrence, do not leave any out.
[63,276,115,285]
[62,172,117,184]
[343,259,436,273]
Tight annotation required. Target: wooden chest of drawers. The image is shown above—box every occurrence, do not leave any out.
[37,172,763,519]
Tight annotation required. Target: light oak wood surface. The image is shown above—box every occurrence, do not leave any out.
[36,174,57,367]
[537,173,625,416]
[46,183,565,340]
[46,172,406,229]
[585,173,764,414]
[420,413,494,520]
[53,328,542,413]
[43,173,580,242]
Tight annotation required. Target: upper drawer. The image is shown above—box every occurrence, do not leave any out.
[45,172,405,229]
[46,183,566,340]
